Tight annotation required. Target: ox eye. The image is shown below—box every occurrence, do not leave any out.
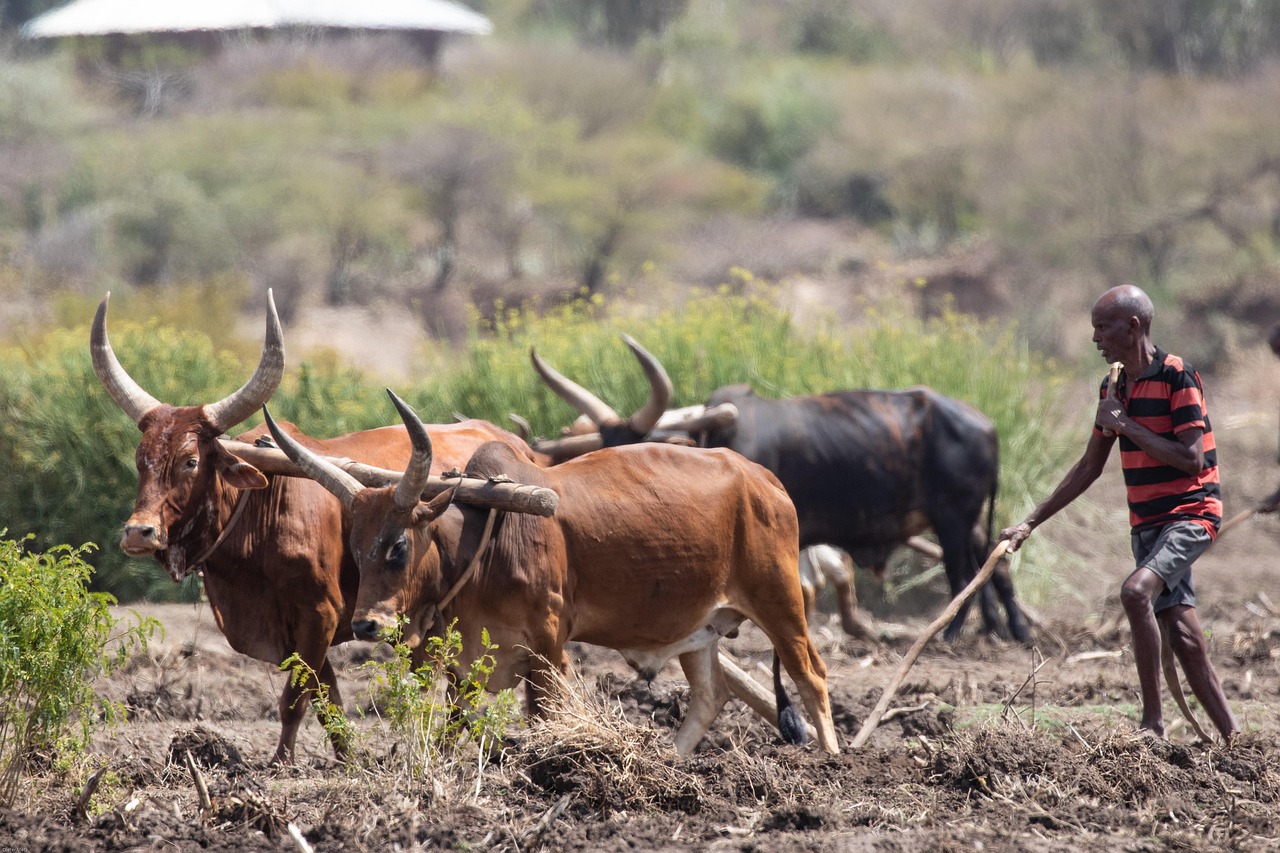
[385,537,409,571]
[184,457,199,471]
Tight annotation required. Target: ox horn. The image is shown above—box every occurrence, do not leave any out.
[203,290,286,433]
[387,390,434,513]
[261,405,363,510]
[507,413,532,441]
[656,402,739,434]
[530,335,673,434]
[619,334,672,435]
[91,292,165,425]
[530,347,619,426]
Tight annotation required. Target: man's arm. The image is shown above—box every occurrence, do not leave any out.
[999,428,1114,551]
[1096,402,1205,475]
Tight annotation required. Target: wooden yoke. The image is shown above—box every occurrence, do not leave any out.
[219,439,559,517]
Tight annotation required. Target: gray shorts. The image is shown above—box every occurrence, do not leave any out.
[1130,521,1213,614]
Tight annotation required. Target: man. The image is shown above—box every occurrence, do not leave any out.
[1259,321,1280,514]
[999,284,1238,743]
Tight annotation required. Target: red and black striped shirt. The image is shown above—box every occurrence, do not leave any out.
[1094,347,1222,537]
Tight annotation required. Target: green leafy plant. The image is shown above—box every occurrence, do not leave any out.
[0,534,155,807]
[283,619,519,792]
[362,620,519,786]
[280,653,359,760]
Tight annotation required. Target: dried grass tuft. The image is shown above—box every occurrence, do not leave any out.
[513,665,706,815]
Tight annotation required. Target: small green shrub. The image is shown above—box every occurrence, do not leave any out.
[0,534,155,807]
[284,619,519,789]
[362,621,519,782]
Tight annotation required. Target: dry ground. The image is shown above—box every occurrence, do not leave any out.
[3,359,1279,852]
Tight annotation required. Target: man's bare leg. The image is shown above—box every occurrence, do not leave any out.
[1120,566,1168,736]
[1160,604,1239,744]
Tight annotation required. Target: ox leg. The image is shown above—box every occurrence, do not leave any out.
[824,551,870,640]
[674,646,732,755]
[937,526,997,644]
[801,580,818,625]
[981,536,1030,644]
[770,636,840,754]
[276,653,347,764]
[524,646,569,719]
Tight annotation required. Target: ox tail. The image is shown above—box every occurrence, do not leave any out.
[772,654,809,746]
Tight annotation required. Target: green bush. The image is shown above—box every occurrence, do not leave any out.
[705,70,836,178]
[0,534,154,807]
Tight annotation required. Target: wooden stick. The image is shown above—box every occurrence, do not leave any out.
[905,536,943,561]
[1217,508,1254,539]
[850,540,1010,748]
[183,749,212,823]
[218,440,559,516]
[1102,361,1122,438]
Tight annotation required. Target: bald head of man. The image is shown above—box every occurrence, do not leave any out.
[1092,284,1155,333]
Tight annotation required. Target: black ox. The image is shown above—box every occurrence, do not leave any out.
[696,384,1029,644]
[528,341,1030,644]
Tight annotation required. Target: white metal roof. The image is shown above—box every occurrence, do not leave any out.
[22,0,493,38]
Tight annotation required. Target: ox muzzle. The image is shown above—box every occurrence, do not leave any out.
[351,611,399,643]
[120,514,166,556]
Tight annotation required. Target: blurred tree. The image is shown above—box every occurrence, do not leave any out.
[530,0,691,48]
[1098,0,1280,76]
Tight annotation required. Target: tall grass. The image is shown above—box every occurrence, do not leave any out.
[0,285,1083,604]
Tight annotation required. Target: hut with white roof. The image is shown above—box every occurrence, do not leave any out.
[22,0,492,66]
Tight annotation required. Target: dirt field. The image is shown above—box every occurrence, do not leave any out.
[3,367,1280,852]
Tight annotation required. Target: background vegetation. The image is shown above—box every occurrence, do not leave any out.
[0,286,1077,602]
[1,0,1278,604]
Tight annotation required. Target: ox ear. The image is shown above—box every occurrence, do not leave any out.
[210,442,269,490]
[411,485,457,526]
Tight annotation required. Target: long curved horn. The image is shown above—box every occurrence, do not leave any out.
[657,402,738,434]
[530,432,604,462]
[530,347,618,426]
[508,413,532,441]
[619,334,672,435]
[261,406,362,511]
[387,390,433,512]
[204,290,285,433]
[91,292,165,425]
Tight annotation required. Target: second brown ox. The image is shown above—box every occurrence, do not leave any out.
[264,391,841,755]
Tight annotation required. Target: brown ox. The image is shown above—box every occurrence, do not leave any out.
[262,392,841,755]
[92,292,528,762]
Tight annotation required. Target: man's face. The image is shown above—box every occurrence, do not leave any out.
[1091,303,1135,363]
